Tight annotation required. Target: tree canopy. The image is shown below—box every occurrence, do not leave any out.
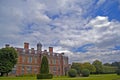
[111,62,120,69]
[37,56,53,79]
[82,62,96,73]
[40,56,49,74]
[71,63,82,75]
[0,47,18,76]
[92,60,103,74]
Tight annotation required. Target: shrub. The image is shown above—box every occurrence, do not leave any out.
[116,69,120,75]
[81,69,90,77]
[18,74,36,77]
[68,69,77,77]
[37,74,53,79]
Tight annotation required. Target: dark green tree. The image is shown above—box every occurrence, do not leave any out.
[92,60,103,74]
[68,69,77,77]
[0,47,18,76]
[40,56,49,74]
[37,56,53,79]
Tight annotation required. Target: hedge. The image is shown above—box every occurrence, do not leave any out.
[17,74,36,77]
[37,74,53,79]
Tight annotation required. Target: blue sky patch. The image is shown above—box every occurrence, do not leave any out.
[112,45,120,50]
[92,0,120,21]
[72,43,95,53]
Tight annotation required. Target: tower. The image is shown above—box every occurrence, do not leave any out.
[37,42,42,51]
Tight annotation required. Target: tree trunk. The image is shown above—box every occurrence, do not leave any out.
[0,72,4,76]
[6,73,8,76]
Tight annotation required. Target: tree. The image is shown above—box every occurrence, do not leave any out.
[37,56,53,79]
[68,69,77,77]
[116,69,120,75]
[102,66,117,74]
[71,63,83,75]
[40,56,49,74]
[81,69,90,77]
[92,60,103,74]
[111,62,120,69]
[0,47,18,76]
[82,62,96,73]
[103,63,111,66]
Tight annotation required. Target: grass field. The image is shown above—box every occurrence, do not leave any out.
[0,74,120,80]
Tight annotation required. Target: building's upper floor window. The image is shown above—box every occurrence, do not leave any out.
[29,50,31,54]
[52,59,56,64]
[22,56,25,63]
[28,56,32,63]
[23,49,25,54]
[57,58,60,65]
[34,57,37,64]
[35,50,37,54]
[64,58,68,65]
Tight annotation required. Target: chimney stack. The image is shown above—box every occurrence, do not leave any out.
[24,42,29,49]
[31,48,35,54]
[49,47,53,53]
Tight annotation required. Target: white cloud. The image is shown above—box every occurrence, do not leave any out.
[0,0,120,63]
[88,16,110,28]
[96,0,106,6]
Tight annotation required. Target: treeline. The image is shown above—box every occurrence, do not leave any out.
[103,61,120,74]
[70,60,120,76]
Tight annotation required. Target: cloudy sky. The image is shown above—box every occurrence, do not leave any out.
[0,0,120,63]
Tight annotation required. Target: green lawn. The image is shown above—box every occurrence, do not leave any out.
[0,74,120,80]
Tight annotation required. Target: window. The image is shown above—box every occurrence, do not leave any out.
[11,66,16,74]
[58,58,61,65]
[34,68,37,73]
[35,50,37,54]
[52,59,56,64]
[22,66,24,70]
[27,66,32,73]
[22,56,25,63]
[28,56,32,63]
[21,66,24,74]
[57,59,60,64]
[29,50,31,54]
[11,70,16,74]
[34,57,37,64]
[47,58,50,64]
[64,59,68,65]
[53,66,57,71]
[23,49,25,54]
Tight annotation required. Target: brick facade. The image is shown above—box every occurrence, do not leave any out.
[9,42,69,76]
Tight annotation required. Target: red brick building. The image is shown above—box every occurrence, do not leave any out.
[9,42,69,76]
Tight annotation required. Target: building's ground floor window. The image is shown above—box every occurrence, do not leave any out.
[27,66,32,73]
